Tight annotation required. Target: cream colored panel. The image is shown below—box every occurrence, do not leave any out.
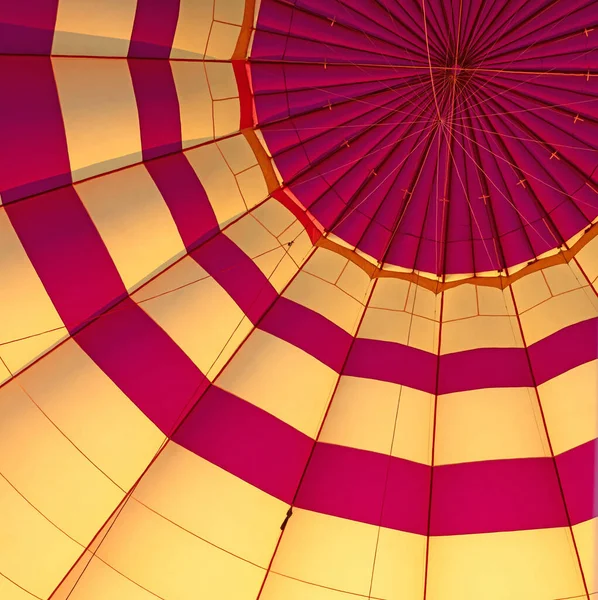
[214,98,241,138]
[53,58,142,181]
[205,62,239,100]
[518,288,598,344]
[336,262,371,303]
[185,143,247,226]
[0,381,124,543]
[303,249,348,283]
[217,135,257,174]
[405,283,441,319]
[271,509,377,595]
[370,277,410,310]
[53,0,137,56]
[573,518,597,594]
[260,573,358,600]
[543,262,586,295]
[370,528,426,599]
[511,270,551,312]
[214,0,245,25]
[19,339,163,490]
[435,387,549,465]
[133,443,287,567]
[252,198,297,238]
[477,285,515,315]
[171,62,214,148]
[443,284,477,320]
[427,528,586,600]
[76,165,185,291]
[206,22,241,59]
[218,331,337,437]
[237,165,269,209]
[171,0,212,59]
[134,256,251,378]
[0,574,37,600]
[441,315,523,354]
[319,376,399,455]
[539,360,598,454]
[1,328,67,378]
[284,272,364,334]
[0,475,82,599]
[0,210,65,374]
[576,239,598,285]
[96,500,265,600]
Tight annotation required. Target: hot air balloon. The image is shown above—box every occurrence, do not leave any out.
[0,0,596,598]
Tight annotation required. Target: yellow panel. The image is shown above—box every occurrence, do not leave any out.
[0,360,11,385]
[443,284,477,321]
[252,198,297,238]
[336,262,372,303]
[405,283,441,319]
[214,0,245,25]
[214,98,241,138]
[539,360,598,454]
[206,22,241,59]
[391,386,434,465]
[76,165,185,291]
[370,528,426,599]
[133,443,288,567]
[511,270,551,312]
[134,255,251,378]
[440,315,523,354]
[53,58,142,181]
[185,143,247,226]
[205,62,239,100]
[0,474,82,598]
[272,509,378,595]
[171,62,214,148]
[370,278,410,310]
[477,284,515,315]
[435,387,549,465]
[573,518,597,594]
[96,500,265,600]
[0,574,37,600]
[303,249,348,284]
[576,239,598,285]
[319,376,399,455]
[260,573,358,600]
[217,135,257,174]
[427,528,586,600]
[0,210,65,373]
[225,214,279,265]
[284,272,364,334]
[518,287,598,344]
[281,225,313,266]
[543,262,586,295]
[170,0,212,59]
[217,330,337,437]
[236,164,269,209]
[0,381,124,543]
[52,0,137,56]
[18,339,163,491]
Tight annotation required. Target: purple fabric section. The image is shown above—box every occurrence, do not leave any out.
[529,318,598,385]
[0,1,59,54]
[345,339,438,394]
[556,438,598,525]
[430,458,569,535]
[260,297,353,371]
[145,153,219,249]
[0,57,71,202]
[76,298,207,433]
[129,59,182,160]
[5,186,126,332]
[174,386,313,503]
[128,0,180,58]
[191,234,278,324]
[439,347,533,394]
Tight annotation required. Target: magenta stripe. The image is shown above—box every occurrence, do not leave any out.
[145,153,219,249]
[129,59,182,160]
[5,187,126,332]
[191,234,279,323]
[345,338,438,394]
[0,1,58,55]
[0,57,71,202]
[129,0,180,58]
[75,298,207,433]
[438,347,532,393]
[174,386,313,503]
[556,438,597,525]
[430,457,568,535]
[529,317,598,385]
[260,298,353,371]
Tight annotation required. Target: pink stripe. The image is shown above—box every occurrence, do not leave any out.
[260,297,353,370]
[174,386,313,503]
[0,57,71,202]
[145,153,219,249]
[0,1,58,55]
[129,59,182,160]
[75,298,207,433]
[5,187,126,332]
[430,458,568,535]
[129,0,180,59]
[556,438,597,525]
[191,234,279,323]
